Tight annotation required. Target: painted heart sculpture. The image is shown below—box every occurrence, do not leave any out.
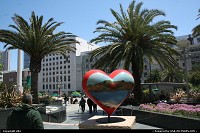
[82,69,135,116]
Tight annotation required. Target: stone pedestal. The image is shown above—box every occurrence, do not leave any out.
[78,115,136,129]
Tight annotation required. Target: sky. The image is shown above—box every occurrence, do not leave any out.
[0,0,199,71]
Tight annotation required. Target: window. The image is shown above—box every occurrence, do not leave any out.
[9,78,13,81]
[68,83,70,89]
[197,38,200,43]
[53,84,55,89]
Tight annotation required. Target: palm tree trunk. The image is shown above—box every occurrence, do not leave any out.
[31,71,39,104]
[131,64,143,103]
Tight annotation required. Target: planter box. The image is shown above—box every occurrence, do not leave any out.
[117,106,200,129]
[50,100,63,106]
[37,104,66,123]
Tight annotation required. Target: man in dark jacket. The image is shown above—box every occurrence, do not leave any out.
[6,93,44,129]
[87,98,93,114]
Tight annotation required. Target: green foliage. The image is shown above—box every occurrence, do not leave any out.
[146,69,162,83]
[161,67,184,83]
[89,0,179,102]
[192,8,200,37]
[189,68,200,86]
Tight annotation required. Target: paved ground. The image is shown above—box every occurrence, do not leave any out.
[43,100,162,130]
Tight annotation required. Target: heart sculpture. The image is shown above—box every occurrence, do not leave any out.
[82,69,135,117]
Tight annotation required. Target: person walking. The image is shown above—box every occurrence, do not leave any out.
[87,98,93,114]
[6,93,44,129]
[92,102,97,113]
[63,93,68,105]
[79,97,86,113]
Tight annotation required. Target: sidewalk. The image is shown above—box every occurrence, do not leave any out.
[43,102,162,130]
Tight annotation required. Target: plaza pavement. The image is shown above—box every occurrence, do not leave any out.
[43,99,162,130]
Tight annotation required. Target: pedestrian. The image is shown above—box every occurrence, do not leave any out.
[93,102,97,113]
[79,97,86,113]
[70,97,73,104]
[63,93,68,105]
[6,93,44,129]
[87,98,93,114]
[73,98,78,104]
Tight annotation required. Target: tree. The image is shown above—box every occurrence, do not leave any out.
[189,63,200,86]
[192,8,200,37]
[90,0,180,102]
[161,67,184,83]
[0,11,79,103]
[145,69,161,83]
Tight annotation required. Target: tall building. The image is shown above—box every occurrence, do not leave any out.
[36,37,99,95]
[0,50,10,71]
[142,34,200,82]
[24,53,30,69]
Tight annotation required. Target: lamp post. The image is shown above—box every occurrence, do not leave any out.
[177,40,190,102]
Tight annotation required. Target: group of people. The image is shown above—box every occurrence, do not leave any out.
[79,97,97,114]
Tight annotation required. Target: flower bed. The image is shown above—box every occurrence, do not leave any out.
[138,103,200,119]
[117,104,200,129]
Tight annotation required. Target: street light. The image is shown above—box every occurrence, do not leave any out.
[177,40,190,102]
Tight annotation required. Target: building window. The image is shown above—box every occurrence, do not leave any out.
[68,83,70,89]
[144,72,147,77]
[68,76,70,81]
[53,84,55,89]
[9,78,13,81]
[144,65,147,70]
[197,38,200,43]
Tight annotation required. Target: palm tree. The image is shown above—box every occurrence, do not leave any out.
[161,67,184,83]
[90,0,180,102]
[145,69,161,83]
[192,8,200,37]
[0,11,79,103]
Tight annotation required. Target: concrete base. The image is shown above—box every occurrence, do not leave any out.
[78,115,136,129]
